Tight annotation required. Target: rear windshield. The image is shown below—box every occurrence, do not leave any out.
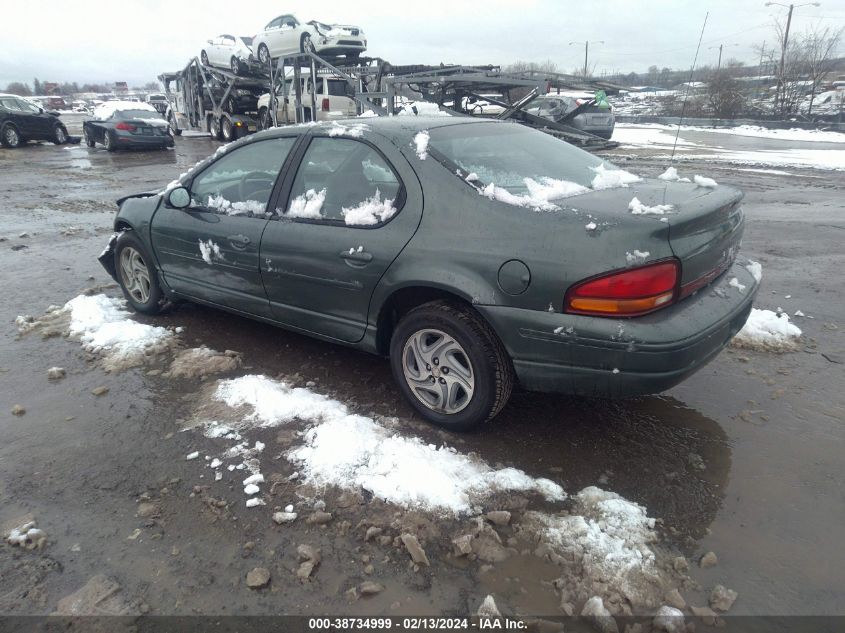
[117,110,163,120]
[428,123,606,194]
[325,80,349,97]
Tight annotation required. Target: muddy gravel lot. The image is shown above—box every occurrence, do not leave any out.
[1,117,843,630]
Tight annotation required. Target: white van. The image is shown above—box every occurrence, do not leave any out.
[257,75,357,128]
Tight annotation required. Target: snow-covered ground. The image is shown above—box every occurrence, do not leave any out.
[614,123,845,171]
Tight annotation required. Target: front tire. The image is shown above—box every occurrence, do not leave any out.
[230,56,242,75]
[389,301,514,431]
[114,232,163,315]
[300,34,314,54]
[1,123,21,148]
[83,127,95,147]
[258,44,270,66]
[201,50,209,66]
[209,116,223,140]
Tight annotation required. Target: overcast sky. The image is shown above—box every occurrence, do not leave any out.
[2,0,844,88]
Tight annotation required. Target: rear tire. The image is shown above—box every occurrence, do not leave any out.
[1,123,21,148]
[168,114,182,136]
[201,50,209,66]
[300,34,314,54]
[103,131,116,152]
[258,44,270,66]
[257,107,270,130]
[209,116,223,140]
[389,301,514,431]
[114,231,163,315]
[221,117,234,142]
[230,56,242,75]
[52,124,68,144]
[83,127,95,147]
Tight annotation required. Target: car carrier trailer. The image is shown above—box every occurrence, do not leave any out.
[160,50,621,149]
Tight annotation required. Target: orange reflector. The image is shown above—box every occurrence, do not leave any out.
[568,291,675,315]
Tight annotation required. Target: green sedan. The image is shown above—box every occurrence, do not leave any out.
[99,116,758,430]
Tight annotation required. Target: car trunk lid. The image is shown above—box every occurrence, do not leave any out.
[556,179,745,290]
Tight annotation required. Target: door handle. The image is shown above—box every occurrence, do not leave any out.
[228,234,251,249]
[339,249,373,264]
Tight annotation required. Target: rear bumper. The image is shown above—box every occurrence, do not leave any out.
[116,134,174,148]
[476,259,759,397]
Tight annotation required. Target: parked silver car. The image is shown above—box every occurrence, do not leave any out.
[526,93,615,140]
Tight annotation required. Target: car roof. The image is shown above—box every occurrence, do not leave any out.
[0,93,24,98]
[256,115,500,144]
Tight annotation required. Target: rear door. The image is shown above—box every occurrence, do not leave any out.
[150,136,299,317]
[260,133,423,342]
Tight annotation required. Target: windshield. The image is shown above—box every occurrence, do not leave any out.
[117,110,164,120]
[428,123,607,196]
[240,36,254,45]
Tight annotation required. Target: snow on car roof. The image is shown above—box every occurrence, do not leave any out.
[93,100,157,121]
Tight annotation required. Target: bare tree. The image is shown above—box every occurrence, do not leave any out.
[5,82,32,96]
[802,25,843,114]
[707,70,744,118]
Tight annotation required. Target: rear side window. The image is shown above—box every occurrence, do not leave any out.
[324,80,350,97]
[190,137,297,216]
[284,137,403,226]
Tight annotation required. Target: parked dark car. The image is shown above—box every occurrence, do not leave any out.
[98,117,757,430]
[0,93,69,148]
[83,103,174,151]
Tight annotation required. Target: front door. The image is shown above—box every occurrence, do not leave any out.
[261,134,423,342]
[150,135,299,317]
[14,98,53,140]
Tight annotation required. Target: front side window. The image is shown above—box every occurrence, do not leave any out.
[17,99,40,113]
[190,137,296,216]
[284,137,403,226]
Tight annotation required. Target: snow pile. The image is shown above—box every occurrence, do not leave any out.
[93,100,157,121]
[731,308,802,352]
[477,176,587,211]
[585,221,597,231]
[342,191,397,226]
[326,122,369,138]
[288,188,326,219]
[527,487,661,607]
[626,250,650,264]
[590,164,641,190]
[728,277,746,292]
[206,194,266,216]
[207,375,565,514]
[694,175,718,188]
[657,166,690,182]
[745,260,763,283]
[413,130,430,160]
[198,239,222,265]
[358,110,378,118]
[61,295,175,372]
[6,521,47,550]
[629,196,674,215]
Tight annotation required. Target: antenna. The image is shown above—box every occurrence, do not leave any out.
[670,12,709,161]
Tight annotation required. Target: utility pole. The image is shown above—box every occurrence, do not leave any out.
[569,40,603,78]
[766,2,820,116]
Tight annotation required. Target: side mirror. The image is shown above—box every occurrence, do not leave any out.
[167,186,191,209]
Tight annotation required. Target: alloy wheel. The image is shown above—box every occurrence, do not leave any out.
[119,246,151,304]
[55,126,66,143]
[401,329,475,414]
[5,127,19,147]
[231,57,240,74]
[259,45,269,65]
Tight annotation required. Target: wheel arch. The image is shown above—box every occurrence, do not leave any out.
[373,284,483,356]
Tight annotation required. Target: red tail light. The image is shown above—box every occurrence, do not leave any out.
[115,122,136,131]
[321,98,330,111]
[564,259,680,317]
